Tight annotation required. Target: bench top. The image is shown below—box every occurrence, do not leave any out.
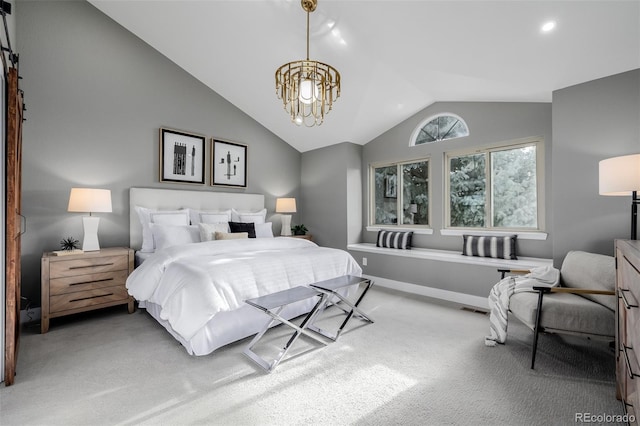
[245,286,321,311]
[310,275,369,292]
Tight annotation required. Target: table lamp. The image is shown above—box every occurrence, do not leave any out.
[68,188,112,251]
[276,197,296,236]
[599,153,640,240]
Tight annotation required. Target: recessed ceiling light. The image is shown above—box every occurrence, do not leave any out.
[541,21,556,33]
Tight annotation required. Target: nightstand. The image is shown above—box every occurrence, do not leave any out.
[41,247,135,333]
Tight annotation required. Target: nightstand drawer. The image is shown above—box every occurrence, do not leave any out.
[50,255,129,278]
[49,270,128,296]
[49,285,130,314]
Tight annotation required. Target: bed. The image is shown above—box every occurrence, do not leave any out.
[127,187,362,355]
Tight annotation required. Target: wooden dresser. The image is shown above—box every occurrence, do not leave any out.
[616,239,640,423]
[41,247,135,333]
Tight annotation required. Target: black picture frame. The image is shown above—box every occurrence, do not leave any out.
[159,128,206,184]
[211,138,248,188]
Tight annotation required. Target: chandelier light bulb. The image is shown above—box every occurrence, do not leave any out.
[299,79,318,105]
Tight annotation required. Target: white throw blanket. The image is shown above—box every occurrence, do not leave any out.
[485,265,559,346]
[126,238,362,341]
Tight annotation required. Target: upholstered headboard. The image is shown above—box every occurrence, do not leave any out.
[129,187,265,250]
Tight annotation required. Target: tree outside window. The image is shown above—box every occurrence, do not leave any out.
[372,159,429,227]
[447,140,541,230]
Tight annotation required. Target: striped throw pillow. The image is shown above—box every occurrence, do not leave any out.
[376,230,413,250]
[462,235,517,260]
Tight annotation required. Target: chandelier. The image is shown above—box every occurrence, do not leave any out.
[275,0,340,127]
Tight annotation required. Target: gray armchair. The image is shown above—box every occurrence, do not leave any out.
[500,251,616,369]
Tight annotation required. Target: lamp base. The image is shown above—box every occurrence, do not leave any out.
[280,215,292,236]
[82,216,101,251]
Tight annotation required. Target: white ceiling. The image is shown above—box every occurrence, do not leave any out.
[89,0,640,153]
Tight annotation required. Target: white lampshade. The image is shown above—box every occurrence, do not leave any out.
[68,188,112,251]
[276,198,297,213]
[599,154,640,196]
[68,188,113,213]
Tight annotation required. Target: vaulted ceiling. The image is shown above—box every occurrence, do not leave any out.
[89,0,640,152]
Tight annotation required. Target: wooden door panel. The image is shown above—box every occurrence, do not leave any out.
[5,67,24,386]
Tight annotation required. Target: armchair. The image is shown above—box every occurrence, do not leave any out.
[499,251,616,369]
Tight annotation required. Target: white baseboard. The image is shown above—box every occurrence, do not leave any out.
[364,274,489,311]
[20,308,41,325]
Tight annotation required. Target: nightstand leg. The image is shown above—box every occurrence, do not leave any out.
[41,315,49,334]
[127,298,135,314]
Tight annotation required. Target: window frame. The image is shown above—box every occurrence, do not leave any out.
[368,157,432,231]
[444,136,545,232]
[410,112,469,146]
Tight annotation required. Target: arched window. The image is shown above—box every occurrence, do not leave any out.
[410,113,469,146]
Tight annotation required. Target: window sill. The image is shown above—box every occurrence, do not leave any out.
[366,226,434,235]
[439,229,548,241]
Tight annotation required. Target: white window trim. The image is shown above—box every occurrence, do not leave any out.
[409,112,469,146]
[444,136,546,233]
[366,226,434,235]
[439,228,548,240]
[369,157,432,229]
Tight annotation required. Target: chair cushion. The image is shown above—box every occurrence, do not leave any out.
[510,291,615,337]
[560,251,616,311]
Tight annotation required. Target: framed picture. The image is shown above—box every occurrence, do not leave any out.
[211,138,247,188]
[159,128,206,184]
[385,174,397,198]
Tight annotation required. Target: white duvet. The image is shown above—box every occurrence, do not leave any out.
[126,238,362,341]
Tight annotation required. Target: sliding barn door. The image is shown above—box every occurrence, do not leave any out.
[5,67,24,386]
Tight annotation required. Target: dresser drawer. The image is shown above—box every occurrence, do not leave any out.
[49,285,130,314]
[50,255,129,278]
[49,270,128,296]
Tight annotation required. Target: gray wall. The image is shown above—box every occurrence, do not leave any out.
[552,69,640,263]
[17,1,301,304]
[300,142,362,249]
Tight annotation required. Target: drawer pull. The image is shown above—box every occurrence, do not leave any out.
[69,293,114,303]
[620,289,639,309]
[69,278,114,286]
[68,262,114,270]
[623,345,640,379]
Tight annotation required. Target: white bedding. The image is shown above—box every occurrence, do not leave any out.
[127,237,362,348]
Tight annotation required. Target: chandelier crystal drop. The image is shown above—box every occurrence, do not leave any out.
[275,0,340,127]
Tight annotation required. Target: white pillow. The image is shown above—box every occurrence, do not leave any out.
[150,224,200,250]
[255,222,274,238]
[231,208,267,224]
[189,209,232,225]
[136,206,190,252]
[198,222,230,242]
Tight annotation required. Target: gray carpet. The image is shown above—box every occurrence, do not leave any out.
[0,287,625,425]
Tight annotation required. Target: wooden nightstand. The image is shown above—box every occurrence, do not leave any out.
[41,247,135,333]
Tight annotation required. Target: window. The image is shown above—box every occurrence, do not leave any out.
[411,113,469,146]
[445,138,543,230]
[371,159,430,227]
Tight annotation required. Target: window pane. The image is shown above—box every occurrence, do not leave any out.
[449,154,486,227]
[491,146,538,228]
[402,161,429,225]
[374,165,398,224]
[414,114,469,145]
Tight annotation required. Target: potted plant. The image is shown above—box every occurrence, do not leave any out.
[291,224,308,236]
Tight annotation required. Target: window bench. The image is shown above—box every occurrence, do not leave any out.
[347,243,553,310]
[347,243,552,270]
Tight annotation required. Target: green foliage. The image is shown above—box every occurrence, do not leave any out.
[291,224,308,235]
[449,146,538,228]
